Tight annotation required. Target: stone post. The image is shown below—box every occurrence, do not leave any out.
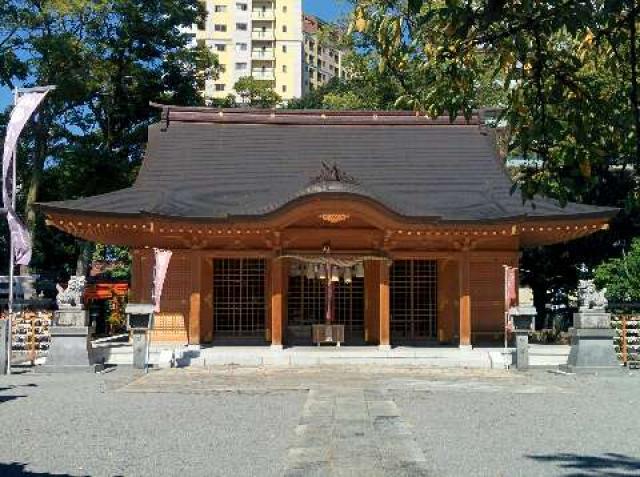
[132,330,148,369]
[125,303,155,370]
[514,331,529,370]
[510,308,536,371]
[0,319,9,375]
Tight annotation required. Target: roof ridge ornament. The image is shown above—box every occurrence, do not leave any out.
[310,162,359,185]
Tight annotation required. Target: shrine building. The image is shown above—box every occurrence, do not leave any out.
[38,106,617,349]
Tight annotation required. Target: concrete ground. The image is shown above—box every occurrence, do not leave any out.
[0,366,638,476]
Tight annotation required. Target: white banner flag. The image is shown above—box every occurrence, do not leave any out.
[2,91,50,266]
[153,248,173,313]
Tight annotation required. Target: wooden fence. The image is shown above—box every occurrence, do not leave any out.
[612,314,640,368]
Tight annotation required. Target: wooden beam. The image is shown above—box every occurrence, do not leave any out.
[270,258,284,349]
[458,250,472,348]
[379,260,391,349]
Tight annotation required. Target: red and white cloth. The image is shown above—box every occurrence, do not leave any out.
[153,249,172,312]
[2,91,50,266]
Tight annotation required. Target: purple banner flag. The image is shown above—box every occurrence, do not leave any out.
[153,248,173,313]
[2,91,49,266]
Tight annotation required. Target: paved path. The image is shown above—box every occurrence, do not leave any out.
[285,387,428,476]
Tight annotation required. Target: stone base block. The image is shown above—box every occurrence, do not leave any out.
[563,326,620,373]
[38,324,93,373]
[54,309,89,327]
[574,311,611,329]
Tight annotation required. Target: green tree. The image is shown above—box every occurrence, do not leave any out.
[595,239,640,303]
[233,76,281,108]
[349,0,639,320]
[0,0,217,276]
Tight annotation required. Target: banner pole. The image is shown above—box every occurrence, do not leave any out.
[6,87,18,374]
[503,265,509,351]
[4,85,56,374]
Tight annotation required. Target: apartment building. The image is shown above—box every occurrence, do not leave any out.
[302,14,348,94]
[191,0,303,101]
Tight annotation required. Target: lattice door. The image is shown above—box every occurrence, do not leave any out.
[213,258,266,337]
[390,260,438,341]
[287,276,365,340]
[334,278,365,340]
[287,276,326,327]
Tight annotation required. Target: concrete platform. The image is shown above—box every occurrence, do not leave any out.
[198,346,494,368]
[86,341,572,370]
[92,343,563,369]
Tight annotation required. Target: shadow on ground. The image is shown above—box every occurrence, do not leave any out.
[528,452,640,476]
[0,384,36,404]
[0,462,89,476]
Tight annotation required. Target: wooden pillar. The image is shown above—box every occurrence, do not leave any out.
[200,257,214,343]
[364,260,380,344]
[130,249,143,302]
[437,259,456,343]
[270,258,284,349]
[458,251,472,348]
[131,249,152,303]
[188,252,202,345]
[379,260,391,349]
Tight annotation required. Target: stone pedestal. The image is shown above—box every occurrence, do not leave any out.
[561,311,620,374]
[39,309,94,373]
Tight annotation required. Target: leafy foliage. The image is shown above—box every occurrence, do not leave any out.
[349,0,638,204]
[91,243,131,280]
[348,0,640,316]
[0,0,218,277]
[595,239,640,303]
[233,76,281,108]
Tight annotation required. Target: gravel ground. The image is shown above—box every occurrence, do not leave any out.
[0,369,305,477]
[393,371,640,477]
[1,367,639,477]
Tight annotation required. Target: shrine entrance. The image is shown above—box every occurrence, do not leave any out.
[390,259,438,342]
[286,259,365,345]
[212,258,267,339]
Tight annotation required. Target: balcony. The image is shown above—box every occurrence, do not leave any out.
[251,69,274,80]
[251,49,274,60]
[252,10,275,20]
[252,30,274,40]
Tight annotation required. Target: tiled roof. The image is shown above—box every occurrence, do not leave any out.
[38,106,618,223]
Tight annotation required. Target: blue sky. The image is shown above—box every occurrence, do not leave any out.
[0,1,347,110]
[303,0,349,22]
